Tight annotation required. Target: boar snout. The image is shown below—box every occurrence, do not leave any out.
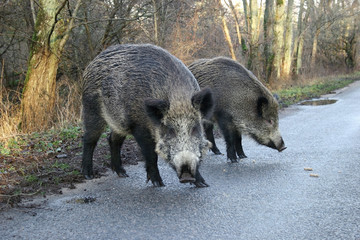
[179,170,196,184]
[277,138,287,152]
[268,137,286,152]
[173,151,199,183]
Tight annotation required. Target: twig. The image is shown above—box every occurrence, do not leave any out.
[0,190,41,198]
[0,58,4,102]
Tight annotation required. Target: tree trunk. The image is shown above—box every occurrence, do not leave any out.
[101,0,122,48]
[153,0,160,45]
[21,0,81,132]
[248,0,260,70]
[310,28,321,68]
[218,0,237,60]
[282,0,294,78]
[273,0,285,80]
[263,0,275,83]
[343,0,358,70]
[295,35,304,74]
[293,0,305,75]
[242,0,250,33]
[227,0,247,56]
[353,0,360,70]
[152,0,168,47]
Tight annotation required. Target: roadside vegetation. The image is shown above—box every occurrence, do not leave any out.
[274,72,360,107]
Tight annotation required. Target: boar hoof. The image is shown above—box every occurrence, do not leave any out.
[191,172,209,188]
[212,148,222,155]
[238,154,247,159]
[191,181,209,188]
[117,172,129,178]
[153,181,165,187]
[84,174,94,180]
[147,174,165,187]
[229,158,238,163]
[114,167,129,178]
[82,168,94,180]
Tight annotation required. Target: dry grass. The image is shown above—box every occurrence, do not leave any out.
[0,89,23,144]
[0,76,82,145]
[54,76,82,129]
[269,69,360,91]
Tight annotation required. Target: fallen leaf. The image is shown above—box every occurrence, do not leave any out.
[310,174,319,178]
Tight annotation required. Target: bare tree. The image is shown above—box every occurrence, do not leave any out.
[152,0,169,47]
[273,0,285,80]
[293,0,308,75]
[226,0,247,56]
[21,0,82,132]
[282,0,294,77]
[263,0,275,83]
[247,0,260,70]
[217,0,236,60]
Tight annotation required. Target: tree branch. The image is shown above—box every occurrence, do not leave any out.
[47,0,68,50]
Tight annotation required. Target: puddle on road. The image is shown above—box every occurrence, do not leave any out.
[299,99,337,106]
[66,196,97,204]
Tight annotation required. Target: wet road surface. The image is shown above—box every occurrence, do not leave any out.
[1,81,360,240]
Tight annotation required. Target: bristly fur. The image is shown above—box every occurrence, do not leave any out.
[188,57,285,161]
[81,44,213,186]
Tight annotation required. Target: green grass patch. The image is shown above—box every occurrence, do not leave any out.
[24,174,39,183]
[274,73,359,107]
[52,161,70,171]
[0,125,83,156]
[59,126,82,140]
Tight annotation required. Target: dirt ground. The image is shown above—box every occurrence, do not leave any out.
[0,128,223,210]
[0,136,143,209]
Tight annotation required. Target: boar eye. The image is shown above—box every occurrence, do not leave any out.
[267,119,274,125]
[191,125,200,137]
[167,127,176,138]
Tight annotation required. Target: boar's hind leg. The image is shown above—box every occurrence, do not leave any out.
[109,132,129,177]
[203,121,221,155]
[132,127,164,187]
[234,132,247,159]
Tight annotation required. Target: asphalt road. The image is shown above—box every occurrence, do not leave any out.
[1,81,360,240]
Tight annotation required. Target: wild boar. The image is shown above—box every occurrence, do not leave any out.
[82,44,213,187]
[188,57,286,163]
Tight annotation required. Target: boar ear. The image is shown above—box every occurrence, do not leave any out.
[192,88,214,118]
[257,97,268,118]
[145,99,169,125]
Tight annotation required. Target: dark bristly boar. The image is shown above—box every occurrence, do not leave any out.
[188,57,286,163]
[82,44,214,187]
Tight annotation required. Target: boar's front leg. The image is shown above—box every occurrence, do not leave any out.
[82,133,99,179]
[217,118,238,163]
[203,121,222,155]
[133,126,164,187]
[234,132,247,159]
[82,107,106,179]
[192,168,209,188]
[108,132,129,177]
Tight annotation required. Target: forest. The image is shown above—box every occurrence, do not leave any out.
[0,0,359,136]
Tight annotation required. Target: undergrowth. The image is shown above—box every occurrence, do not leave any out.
[0,125,84,206]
